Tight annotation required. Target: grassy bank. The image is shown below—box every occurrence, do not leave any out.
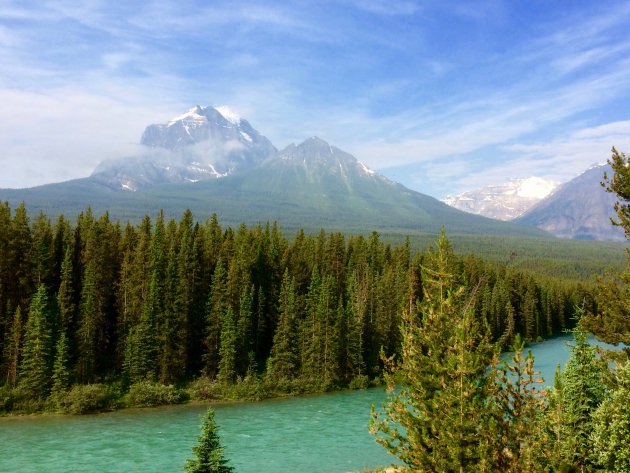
[0,374,377,416]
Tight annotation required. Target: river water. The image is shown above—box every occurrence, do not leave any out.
[0,334,623,473]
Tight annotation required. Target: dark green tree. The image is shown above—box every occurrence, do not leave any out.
[184,408,234,473]
[51,330,71,400]
[556,327,607,471]
[266,271,298,381]
[217,307,237,384]
[20,284,52,398]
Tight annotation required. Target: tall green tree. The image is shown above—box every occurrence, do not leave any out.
[184,408,234,473]
[19,284,52,398]
[3,307,23,387]
[204,260,228,377]
[217,307,237,384]
[370,231,495,472]
[266,271,298,381]
[555,327,607,471]
[51,330,71,400]
[488,335,547,472]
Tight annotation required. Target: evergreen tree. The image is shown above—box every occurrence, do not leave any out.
[3,307,23,387]
[556,326,607,471]
[217,307,237,384]
[591,362,630,472]
[370,231,495,471]
[266,271,298,381]
[236,285,254,376]
[51,330,71,399]
[184,408,234,473]
[20,284,52,398]
[488,334,547,472]
[204,260,228,378]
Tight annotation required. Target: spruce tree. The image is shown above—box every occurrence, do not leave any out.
[370,231,495,471]
[557,327,607,470]
[184,408,234,473]
[20,284,52,398]
[487,334,546,471]
[51,330,71,400]
[3,307,23,388]
[217,307,237,384]
[591,362,630,472]
[266,271,298,381]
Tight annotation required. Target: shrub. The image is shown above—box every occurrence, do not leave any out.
[0,385,44,414]
[59,384,113,414]
[224,376,271,401]
[124,381,185,407]
[187,377,222,401]
[348,375,370,390]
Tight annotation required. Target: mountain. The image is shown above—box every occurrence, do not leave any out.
[90,105,277,191]
[0,107,550,237]
[443,177,558,221]
[516,164,625,241]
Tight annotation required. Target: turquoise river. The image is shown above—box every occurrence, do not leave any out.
[0,334,622,472]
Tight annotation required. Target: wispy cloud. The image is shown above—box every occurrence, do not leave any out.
[1,1,630,197]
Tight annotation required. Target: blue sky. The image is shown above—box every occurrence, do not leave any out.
[1,0,630,198]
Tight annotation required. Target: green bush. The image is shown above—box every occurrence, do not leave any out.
[224,376,272,401]
[348,374,370,390]
[0,385,44,414]
[59,384,113,414]
[124,381,185,407]
[187,377,222,401]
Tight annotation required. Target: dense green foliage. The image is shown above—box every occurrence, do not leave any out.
[0,204,597,414]
[372,148,629,472]
[185,408,233,473]
[371,236,628,472]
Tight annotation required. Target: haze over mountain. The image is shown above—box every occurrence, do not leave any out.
[0,106,549,238]
[91,105,277,191]
[516,164,625,241]
[443,177,558,221]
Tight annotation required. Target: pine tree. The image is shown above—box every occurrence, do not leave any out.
[266,271,298,381]
[557,327,607,470]
[488,334,547,471]
[370,231,495,471]
[20,284,52,398]
[217,307,237,384]
[51,330,71,400]
[3,307,23,387]
[184,408,234,473]
[204,260,228,378]
[591,362,630,472]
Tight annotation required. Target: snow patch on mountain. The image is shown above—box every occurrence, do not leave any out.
[443,177,559,221]
[216,106,241,125]
[168,106,207,126]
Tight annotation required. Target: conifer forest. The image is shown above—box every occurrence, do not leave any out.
[0,201,591,410]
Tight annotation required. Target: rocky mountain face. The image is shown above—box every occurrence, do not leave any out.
[0,107,549,238]
[516,164,625,241]
[443,177,558,221]
[91,105,277,191]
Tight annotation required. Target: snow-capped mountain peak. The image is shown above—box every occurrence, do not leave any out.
[515,177,558,199]
[167,105,207,126]
[443,177,559,221]
[216,106,241,125]
[93,105,277,191]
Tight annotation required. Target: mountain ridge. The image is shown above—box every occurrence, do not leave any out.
[0,106,550,238]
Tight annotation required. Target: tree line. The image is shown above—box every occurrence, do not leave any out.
[0,203,592,412]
